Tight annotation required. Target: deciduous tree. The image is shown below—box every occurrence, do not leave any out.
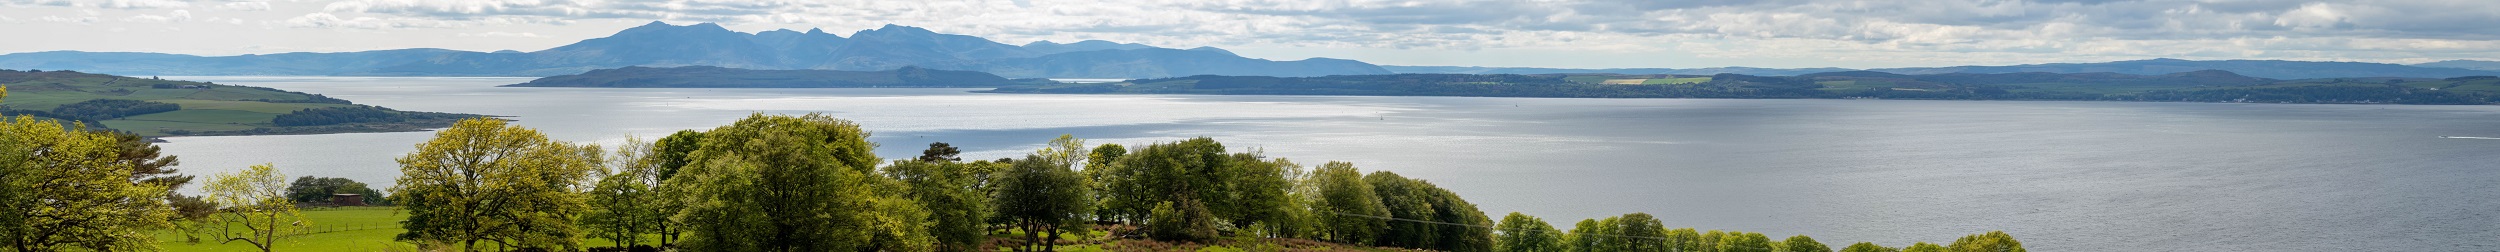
[205,163,304,252]
[667,113,910,252]
[0,116,173,251]
[992,154,1093,251]
[1494,212,1564,252]
[1947,231,2023,252]
[391,118,599,251]
[581,137,667,249]
[1309,161,1385,245]
[1786,235,1832,252]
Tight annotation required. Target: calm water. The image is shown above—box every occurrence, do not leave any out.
[156,77,2500,251]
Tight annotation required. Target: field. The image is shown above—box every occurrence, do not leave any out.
[154,207,418,252]
[0,71,447,136]
[1595,77,1710,85]
[154,207,659,252]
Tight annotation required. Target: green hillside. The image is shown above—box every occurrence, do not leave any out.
[0,69,481,137]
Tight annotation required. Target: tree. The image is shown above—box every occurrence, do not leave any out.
[991,154,1094,251]
[1785,235,1832,252]
[1368,171,1466,249]
[1081,144,1125,223]
[919,142,961,162]
[1901,242,1947,252]
[581,137,667,249]
[1494,212,1564,252]
[1098,137,1230,231]
[205,163,305,252]
[0,116,174,251]
[110,131,190,190]
[1947,231,2023,252]
[1840,242,1900,252]
[650,130,704,181]
[667,113,912,251]
[286,176,384,205]
[1717,232,1775,252]
[884,159,988,252]
[1614,213,1666,252]
[1309,161,1386,244]
[391,118,599,251]
[1564,217,1618,252]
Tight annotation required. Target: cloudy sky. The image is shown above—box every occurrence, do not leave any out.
[2,0,2495,69]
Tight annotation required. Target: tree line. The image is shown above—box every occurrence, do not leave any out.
[0,91,2028,252]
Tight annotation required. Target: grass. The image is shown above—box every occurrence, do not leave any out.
[153,207,658,252]
[0,72,427,137]
[155,207,418,252]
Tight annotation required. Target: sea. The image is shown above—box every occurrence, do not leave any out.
[154,76,2500,251]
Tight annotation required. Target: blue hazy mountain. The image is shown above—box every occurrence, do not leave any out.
[0,21,1390,79]
[2413,60,2500,71]
[1383,65,1856,76]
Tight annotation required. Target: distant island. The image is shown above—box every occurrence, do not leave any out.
[0,69,484,137]
[501,66,1050,88]
[0,22,1388,79]
[985,70,2500,105]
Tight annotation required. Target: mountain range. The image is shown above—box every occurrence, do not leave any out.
[0,21,1388,79]
[3,21,2496,80]
[1389,58,2500,80]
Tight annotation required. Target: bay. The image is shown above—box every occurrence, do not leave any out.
[155,76,2500,251]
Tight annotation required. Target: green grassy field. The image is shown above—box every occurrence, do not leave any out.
[154,207,658,252]
[0,71,444,137]
[155,207,417,252]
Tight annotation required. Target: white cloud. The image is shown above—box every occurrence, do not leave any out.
[120,9,188,23]
[10,0,2500,67]
[215,1,271,11]
[456,31,542,38]
[37,15,97,24]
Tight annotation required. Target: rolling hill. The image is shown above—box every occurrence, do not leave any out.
[0,69,480,137]
[0,22,1391,79]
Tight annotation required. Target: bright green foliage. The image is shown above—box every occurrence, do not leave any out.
[1902,242,1947,252]
[1081,143,1125,222]
[1840,242,1900,252]
[1145,200,1215,241]
[1098,137,1302,240]
[1785,235,1832,252]
[581,137,670,249]
[992,154,1094,251]
[204,163,304,252]
[649,130,704,181]
[1614,213,1667,251]
[0,116,174,251]
[1100,138,1228,225]
[1717,232,1775,252]
[1947,231,2023,252]
[1699,230,1726,252]
[1309,161,1385,244]
[1225,153,1298,237]
[1667,228,1704,252]
[391,118,599,251]
[1563,218,1617,252]
[1494,212,1564,252]
[667,113,908,252]
[884,159,990,252]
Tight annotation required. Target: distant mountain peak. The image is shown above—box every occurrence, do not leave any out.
[1187,46,1236,56]
[805,28,828,35]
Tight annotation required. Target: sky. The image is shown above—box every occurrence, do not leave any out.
[2,0,2497,69]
